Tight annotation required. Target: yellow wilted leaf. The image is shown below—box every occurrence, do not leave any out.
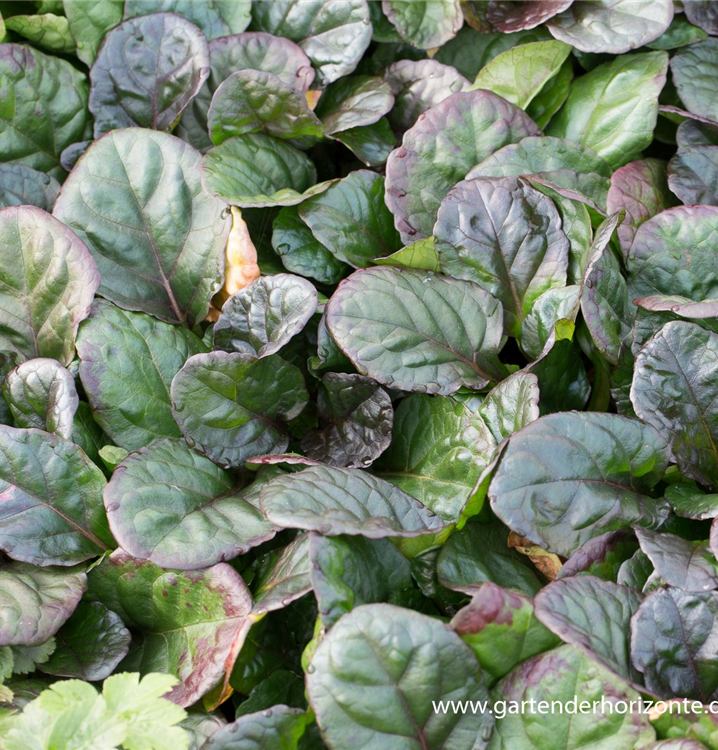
[208,206,260,320]
[507,531,563,580]
[305,89,322,110]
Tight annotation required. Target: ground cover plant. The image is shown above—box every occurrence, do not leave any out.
[3,0,718,747]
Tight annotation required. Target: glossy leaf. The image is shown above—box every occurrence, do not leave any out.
[123,0,252,40]
[0,426,112,566]
[334,117,396,167]
[631,588,718,702]
[521,285,580,361]
[684,1,718,35]
[0,561,86,646]
[252,534,312,615]
[5,13,75,54]
[40,601,131,681]
[435,175,569,338]
[0,44,90,174]
[76,300,207,452]
[53,129,230,327]
[89,13,209,137]
[299,170,401,268]
[170,351,308,469]
[259,464,446,538]
[316,75,394,135]
[375,393,496,520]
[105,439,278,569]
[301,373,393,469]
[201,706,309,750]
[3,358,77,439]
[307,603,493,749]
[200,134,322,208]
[490,412,670,557]
[451,583,560,682]
[666,484,718,521]
[479,372,540,442]
[547,0,673,53]
[385,90,540,242]
[382,0,463,49]
[548,51,669,168]
[87,552,252,707]
[213,274,317,358]
[0,164,59,211]
[668,146,718,206]
[631,321,718,490]
[0,206,99,366]
[325,267,506,394]
[207,70,323,145]
[63,0,123,65]
[486,1,573,32]
[671,39,718,123]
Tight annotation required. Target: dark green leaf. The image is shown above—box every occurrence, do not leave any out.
[648,14,708,50]
[259,464,447,538]
[0,206,99,366]
[0,164,59,210]
[334,117,396,167]
[316,75,394,135]
[252,534,312,615]
[520,285,581,361]
[479,371,540,442]
[207,70,323,145]
[213,274,317,358]
[631,321,718,491]
[299,171,401,268]
[307,603,492,749]
[0,561,86,646]
[3,358,77,439]
[490,412,670,556]
[201,706,309,750]
[234,670,306,717]
[301,373,393,469]
[124,0,251,40]
[40,601,130,681]
[325,267,506,394]
[671,39,718,123]
[558,528,640,582]
[668,146,718,206]
[666,484,718,521]
[0,426,112,566]
[53,129,230,327]
[382,0,463,49]
[76,300,207,452]
[171,351,308,469]
[63,0,124,65]
[385,89,540,242]
[105,439,279,569]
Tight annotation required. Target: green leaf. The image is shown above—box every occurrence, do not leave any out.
[213,274,317,357]
[373,237,440,272]
[0,206,99,366]
[631,321,718,491]
[525,57,573,128]
[40,601,131,681]
[76,300,207,452]
[334,117,396,167]
[0,560,86,646]
[0,164,59,211]
[200,134,323,208]
[606,158,677,255]
[671,38,718,123]
[309,533,412,629]
[436,521,545,596]
[63,0,124,65]
[665,483,718,521]
[490,412,670,557]
[325,267,506,394]
[668,145,718,206]
[470,40,571,111]
[0,426,112,566]
[547,0,673,53]
[631,588,718,702]
[451,583,560,683]
[252,534,312,615]
[259,464,447,538]
[170,351,308,468]
[0,44,90,175]
[307,603,492,749]
[580,212,633,365]
[382,0,463,49]
[548,51,669,168]
[479,371,540,442]
[207,70,323,145]
[3,358,78,439]
[385,89,540,242]
[87,551,253,707]
[534,576,644,686]
[301,373,393,469]
[374,393,496,520]
[124,0,251,40]
[105,439,278,569]
[485,2,573,33]
[201,706,308,750]
[53,129,230,327]
[384,59,469,132]
[299,170,402,268]
[4,13,75,54]
[71,401,109,467]
[252,0,371,85]
[316,75,394,135]
[490,645,655,749]
[435,175,569,338]
[520,286,581,361]
[88,13,210,137]
[648,13,708,50]
[234,671,306,717]
[272,206,349,286]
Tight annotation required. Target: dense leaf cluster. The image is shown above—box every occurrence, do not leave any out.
[2,1,718,749]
